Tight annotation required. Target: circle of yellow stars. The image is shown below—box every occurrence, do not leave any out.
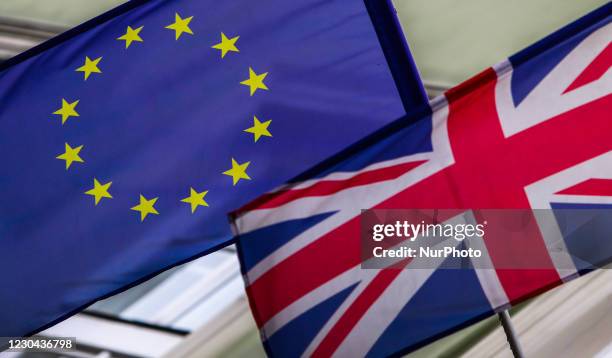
[52,11,275,222]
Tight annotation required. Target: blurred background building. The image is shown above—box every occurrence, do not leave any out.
[0,1,610,357]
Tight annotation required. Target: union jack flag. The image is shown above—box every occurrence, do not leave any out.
[231,5,612,357]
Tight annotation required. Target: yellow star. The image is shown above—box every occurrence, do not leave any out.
[244,116,272,142]
[211,32,239,58]
[223,158,251,186]
[75,56,102,80]
[240,67,269,96]
[85,178,113,205]
[56,143,84,170]
[165,13,194,40]
[117,25,144,49]
[180,187,209,213]
[130,194,159,221]
[53,98,79,125]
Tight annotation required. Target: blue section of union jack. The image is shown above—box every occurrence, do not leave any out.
[232,5,612,357]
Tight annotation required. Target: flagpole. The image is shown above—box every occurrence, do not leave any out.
[498,310,525,358]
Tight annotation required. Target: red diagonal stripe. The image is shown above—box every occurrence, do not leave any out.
[246,216,362,326]
[311,267,406,358]
[556,178,612,196]
[238,160,425,212]
[564,42,611,93]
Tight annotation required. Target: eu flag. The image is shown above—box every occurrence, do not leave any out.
[0,0,422,336]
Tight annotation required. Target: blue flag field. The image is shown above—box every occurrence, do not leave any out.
[0,0,426,336]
